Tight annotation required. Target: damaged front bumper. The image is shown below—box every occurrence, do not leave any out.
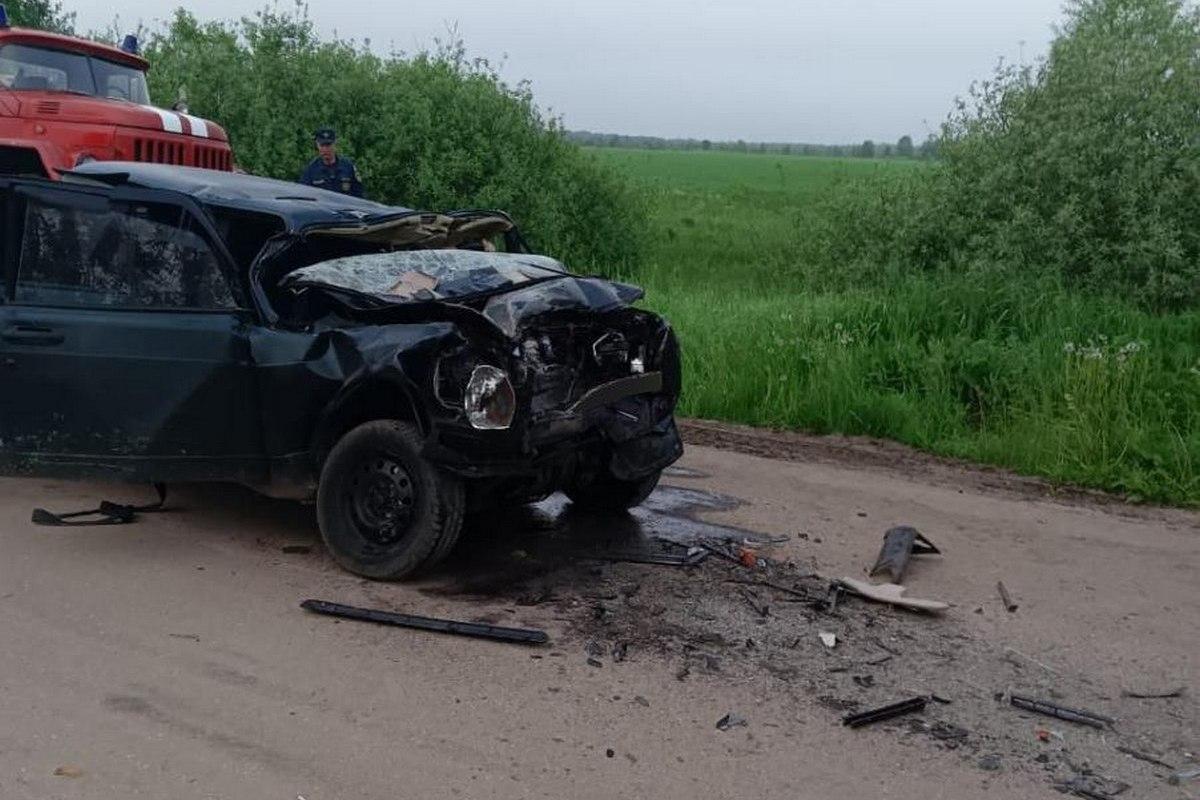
[422,382,683,482]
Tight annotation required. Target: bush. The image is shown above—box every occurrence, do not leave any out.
[142,6,645,273]
[800,0,1200,309]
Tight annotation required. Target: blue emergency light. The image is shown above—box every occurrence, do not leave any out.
[0,5,10,28]
[120,34,139,55]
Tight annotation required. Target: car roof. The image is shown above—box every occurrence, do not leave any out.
[65,162,412,231]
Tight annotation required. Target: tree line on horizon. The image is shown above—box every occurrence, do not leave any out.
[566,130,938,159]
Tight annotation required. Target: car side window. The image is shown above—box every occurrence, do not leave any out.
[15,190,239,310]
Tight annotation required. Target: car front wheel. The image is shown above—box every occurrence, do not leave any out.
[316,420,464,580]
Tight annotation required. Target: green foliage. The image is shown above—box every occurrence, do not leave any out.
[797,0,1200,310]
[4,0,75,33]
[141,5,644,273]
[939,0,1200,308]
[600,148,1200,504]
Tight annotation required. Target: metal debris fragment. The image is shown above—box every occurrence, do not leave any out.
[581,547,707,567]
[300,599,549,645]
[842,696,927,728]
[1121,686,1184,699]
[1009,694,1113,728]
[715,713,748,731]
[997,581,1018,612]
[32,483,168,527]
[819,631,837,648]
[869,525,940,583]
[1114,745,1175,770]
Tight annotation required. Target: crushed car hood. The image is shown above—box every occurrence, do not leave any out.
[282,251,644,336]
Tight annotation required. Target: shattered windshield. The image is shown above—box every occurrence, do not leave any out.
[281,250,568,303]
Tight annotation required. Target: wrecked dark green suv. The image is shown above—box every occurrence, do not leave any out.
[0,163,683,578]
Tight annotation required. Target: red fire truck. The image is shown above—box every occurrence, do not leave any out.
[0,6,232,178]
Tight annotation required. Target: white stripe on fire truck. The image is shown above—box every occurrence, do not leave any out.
[139,105,183,134]
[181,114,209,138]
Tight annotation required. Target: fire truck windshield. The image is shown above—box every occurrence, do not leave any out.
[0,43,150,104]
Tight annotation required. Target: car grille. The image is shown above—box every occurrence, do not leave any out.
[128,137,232,170]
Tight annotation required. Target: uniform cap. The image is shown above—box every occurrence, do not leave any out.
[314,128,336,145]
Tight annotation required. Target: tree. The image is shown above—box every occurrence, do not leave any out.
[934,0,1200,307]
[896,135,914,157]
[701,139,711,150]
[5,0,75,33]
[857,140,876,158]
[143,7,646,274]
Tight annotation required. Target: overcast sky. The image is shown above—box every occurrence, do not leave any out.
[68,0,1066,143]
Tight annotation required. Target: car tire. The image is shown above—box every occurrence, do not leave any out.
[316,420,464,580]
[563,469,660,511]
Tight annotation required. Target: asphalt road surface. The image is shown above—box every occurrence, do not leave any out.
[1,425,1196,799]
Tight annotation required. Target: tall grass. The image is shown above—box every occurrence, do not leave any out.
[595,149,1200,504]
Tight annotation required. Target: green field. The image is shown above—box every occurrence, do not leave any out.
[589,148,1200,505]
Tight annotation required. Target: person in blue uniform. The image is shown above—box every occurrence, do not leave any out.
[298,128,365,197]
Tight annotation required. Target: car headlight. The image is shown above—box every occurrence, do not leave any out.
[464,365,516,430]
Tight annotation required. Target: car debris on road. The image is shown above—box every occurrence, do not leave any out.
[1114,745,1175,770]
[996,580,1019,612]
[836,577,949,613]
[715,713,748,731]
[581,544,707,567]
[842,696,928,728]
[868,525,939,583]
[1009,694,1113,728]
[31,483,168,527]
[300,599,549,645]
[1121,686,1185,699]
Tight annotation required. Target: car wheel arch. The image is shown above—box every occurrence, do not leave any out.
[311,374,429,469]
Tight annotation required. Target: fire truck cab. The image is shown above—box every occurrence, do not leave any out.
[0,7,232,178]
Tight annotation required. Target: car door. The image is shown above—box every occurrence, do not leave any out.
[0,180,267,483]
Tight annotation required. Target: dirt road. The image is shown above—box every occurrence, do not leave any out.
[1,424,1196,799]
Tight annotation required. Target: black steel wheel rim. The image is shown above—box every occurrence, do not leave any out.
[346,453,415,546]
